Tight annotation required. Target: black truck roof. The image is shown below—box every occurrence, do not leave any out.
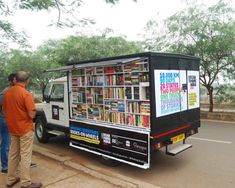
[67,52,200,65]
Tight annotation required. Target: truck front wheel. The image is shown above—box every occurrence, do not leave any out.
[35,116,50,143]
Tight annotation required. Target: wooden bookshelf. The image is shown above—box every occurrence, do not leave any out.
[71,59,151,128]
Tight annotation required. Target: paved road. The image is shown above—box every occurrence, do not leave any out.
[34,120,235,188]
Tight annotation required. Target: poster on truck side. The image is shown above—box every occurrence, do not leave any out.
[187,71,200,109]
[154,69,199,117]
[69,120,150,169]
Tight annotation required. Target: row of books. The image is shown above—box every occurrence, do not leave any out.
[72,77,85,87]
[126,114,150,127]
[104,111,125,124]
[126,101,150,114]
[72,104,87,118]
[104,66,122,74]
[104,88,124,99]
[104,75,124,86]
[71,61,149,77]
[73,92,86,103]
[124,61,149,72]
[96,67,103,74]
[73,99,150,114]
[72,73,148,87]
[88,105,104,120]
[72,105,150,127]
[86,75,103,86]
[125,73,149,85]
[86,88,103,104]
[73,86,149,103]
[104,101,125,112]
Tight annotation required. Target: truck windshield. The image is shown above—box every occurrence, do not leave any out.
[50,84,64,102]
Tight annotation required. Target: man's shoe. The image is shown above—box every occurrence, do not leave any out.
[30,163,37,168]
[21,182,42,188]
[1,169,8,174]
[6,177,20,188]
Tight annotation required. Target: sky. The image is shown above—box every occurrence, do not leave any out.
[8,0,232,48]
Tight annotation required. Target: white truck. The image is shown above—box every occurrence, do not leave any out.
[35,52,200,169]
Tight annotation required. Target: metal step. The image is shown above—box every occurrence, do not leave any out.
[47,130,64,136]
[166,144,192,156]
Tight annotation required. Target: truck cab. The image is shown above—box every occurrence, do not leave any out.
[35,77,69,143]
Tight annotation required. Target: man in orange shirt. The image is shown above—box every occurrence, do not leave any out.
[3,71,42,188]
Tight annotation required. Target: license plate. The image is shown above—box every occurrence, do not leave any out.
[171,133,185,144]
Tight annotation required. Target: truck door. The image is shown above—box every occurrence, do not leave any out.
[47,82,69,127]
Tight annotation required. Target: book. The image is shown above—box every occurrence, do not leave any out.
[125,87,132,99]
[96,67,103,74]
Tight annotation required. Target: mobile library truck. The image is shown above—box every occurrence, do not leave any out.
[35,52,200,169]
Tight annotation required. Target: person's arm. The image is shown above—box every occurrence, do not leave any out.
[0,88,8,112]
[0,89,6,106]
[28,110,36,119]
[25,92,36,120]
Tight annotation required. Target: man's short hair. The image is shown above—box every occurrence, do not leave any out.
[15,71,30,83]
[8,73,16,82]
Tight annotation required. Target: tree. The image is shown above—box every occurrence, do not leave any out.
[4,49,61,96]
[215,84,235,104]
[144,0,235,112]
[0,51,10,90]
[37,35,143,65]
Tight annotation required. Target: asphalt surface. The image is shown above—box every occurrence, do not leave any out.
[31,120,235,188]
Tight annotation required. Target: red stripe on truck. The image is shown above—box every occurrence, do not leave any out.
[153,124,191,139]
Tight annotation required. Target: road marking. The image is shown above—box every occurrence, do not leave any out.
[189,137,232,144]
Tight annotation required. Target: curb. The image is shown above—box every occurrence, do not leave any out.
[33,145,160,188]
[200,111,235,122]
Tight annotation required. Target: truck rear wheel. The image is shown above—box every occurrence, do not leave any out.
[35,116,50,143]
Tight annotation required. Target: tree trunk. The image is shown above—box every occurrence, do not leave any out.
[207,86,214,112]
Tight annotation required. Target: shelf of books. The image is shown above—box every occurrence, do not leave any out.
[71,60,151,129]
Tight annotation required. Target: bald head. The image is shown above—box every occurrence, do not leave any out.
[15,71,30,83]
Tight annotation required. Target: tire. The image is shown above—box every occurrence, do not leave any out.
[100,156,121,167]
[35,116,50,143]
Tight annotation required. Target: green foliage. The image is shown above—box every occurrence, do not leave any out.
[37,35,143,65]
[215,84,235,104]
[17,0,55,10]
[0,51,9,90]
[1,49,61,94]
[144,0,235,112]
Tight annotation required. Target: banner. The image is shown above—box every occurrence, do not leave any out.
[188,71,200,109]
[154,69,199,117]
[70,121,150,168]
